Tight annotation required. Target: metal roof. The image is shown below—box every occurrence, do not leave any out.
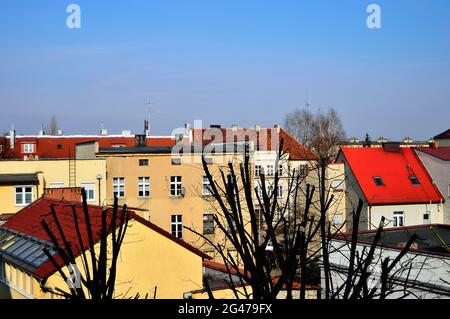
[0,173,39,185]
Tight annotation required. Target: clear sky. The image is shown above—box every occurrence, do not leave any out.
[0,0,449,139]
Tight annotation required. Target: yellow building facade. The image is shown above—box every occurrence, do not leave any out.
[98,150,252,260]
[0,159,107,216]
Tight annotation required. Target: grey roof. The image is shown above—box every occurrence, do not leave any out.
[353,225,450,256]
[0,173,39,185]
[0,227,57,274]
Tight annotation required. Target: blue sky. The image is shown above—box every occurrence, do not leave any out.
[0,0,449,139]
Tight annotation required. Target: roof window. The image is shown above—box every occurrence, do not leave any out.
[373,176,385,186]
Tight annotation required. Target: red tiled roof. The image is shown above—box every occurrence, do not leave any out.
[434,129,450,140]
[191,127,316,160]
[340,147,443,205]
[2,197,210,279]
[1,136,176,159]
[416,147,450,161]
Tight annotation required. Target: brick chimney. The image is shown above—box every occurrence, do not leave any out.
[44,187,82,202]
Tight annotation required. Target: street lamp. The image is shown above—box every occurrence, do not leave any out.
[96,174,103,206]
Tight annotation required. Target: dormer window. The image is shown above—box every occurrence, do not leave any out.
[373,176,385,186]
[22,143,35,154]
[409,176,420,185]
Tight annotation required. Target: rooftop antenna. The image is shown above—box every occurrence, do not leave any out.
[144,97,156,136]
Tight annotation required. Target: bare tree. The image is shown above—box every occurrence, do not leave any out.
[39,189,134,299]
[187,140,424,300]
[284,107,345,161]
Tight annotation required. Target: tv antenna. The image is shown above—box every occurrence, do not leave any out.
[144,97,156,135]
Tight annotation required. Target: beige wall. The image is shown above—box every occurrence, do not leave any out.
[100,153,251,258]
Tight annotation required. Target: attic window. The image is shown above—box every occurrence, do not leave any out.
[57,144,62,150]
[409,176,420,185]
[373,176,385,186]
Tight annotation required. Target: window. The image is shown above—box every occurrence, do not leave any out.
[373,176,385,186]
[278,165,283,176]
[170,176,182,196]
[171,215,183,239]
[22,143,35,154]
[113,177,125,198]
[299,164,308,177]
[49,182,64,189]
[255,185,263,197]
[203,214,215,235]
[409,176,420,185]
[393,212,404,227]
[274,209,284,221]
[202,176,213,196]
[15,186,33,206]
[423,213,430,224]
[254,165,262,176]
[57,144,62,150]
[139,159,149,166]
[138,177,150,198]
[331,179,344,191]
[267,165,274,176]
[276,185,283,198]
[81,182,95,202]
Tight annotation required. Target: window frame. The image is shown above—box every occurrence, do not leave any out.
[81,182,96,202]
[202,176,213,196]
[139,159,149,167]
[22,143,35,154]
[203,214,215,235]
[170,176,183,197]
[15,186,33,206]
[138,177,150,198]
[171,215,183,239]
[112,177,126,199]
[393,212,404,227]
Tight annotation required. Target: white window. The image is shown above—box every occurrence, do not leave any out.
[49,182,65,189]
[22,143,35,154]
[81,182,95,201]
[331,179,344,191]
[423,213,430,224]
[202,176,213,196]
[171,176,182,196]
[267,165,274,176]
[113,177,125,198]
[393,212,404,227]
[276,185,283,198]
[255,165,262,176]
[138,177,150,198]
[15,186,33,206]
[171,215,183,239]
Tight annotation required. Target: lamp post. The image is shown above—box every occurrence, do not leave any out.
[96,174,103,206]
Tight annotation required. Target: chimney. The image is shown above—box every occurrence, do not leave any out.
[274,124,281,134]
[100,123,108,136]
[231,124,238,132]
[382,142,400,152]
[403,137,413,144]
[144,120,149,136]
[184,123,191,135]
[44,187,82,202]
[428,138,436,149]
[57,129,63,136]
[255,124,261,133]
[9,128,16,149]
